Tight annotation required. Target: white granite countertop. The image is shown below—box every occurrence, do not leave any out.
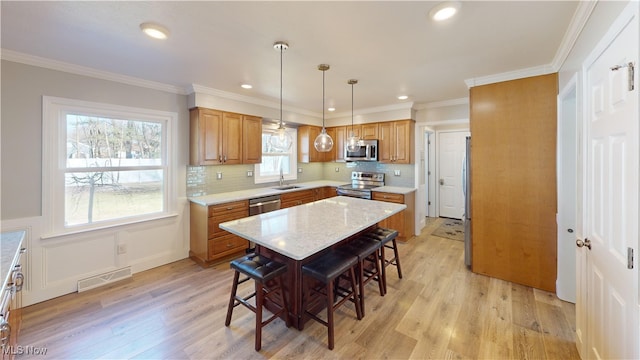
[1,231,25,295]
[189,180,348,206]
[372,186,417,194]
[220,196,406,260]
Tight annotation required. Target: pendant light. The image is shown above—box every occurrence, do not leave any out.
[268,41,293,151]
[314,64,333,152]
[346,79,360,152]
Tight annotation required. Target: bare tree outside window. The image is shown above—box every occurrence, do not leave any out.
[65,114,164,226]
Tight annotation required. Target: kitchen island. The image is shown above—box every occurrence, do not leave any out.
[220,196,406,328]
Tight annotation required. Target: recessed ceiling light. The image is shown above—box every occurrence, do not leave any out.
[328,107,336,112]
[397,95,409,100]
[140,22,169,40]
[429,1,461,21]
[241,84,253,89]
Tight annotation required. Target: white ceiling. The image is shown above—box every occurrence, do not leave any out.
[1,1,580,116]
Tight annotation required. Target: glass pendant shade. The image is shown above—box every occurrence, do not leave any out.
[314,128,334,152]
[269,41,293,151]
[314,64,333,152]
[346,130,360,152]
[269,124,292,151]
[346,79,360,152]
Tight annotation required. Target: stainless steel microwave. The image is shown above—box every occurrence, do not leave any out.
[345,139,378,162]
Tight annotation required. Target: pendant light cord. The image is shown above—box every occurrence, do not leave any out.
[322,69,325,128]
[351,82,354,132]
[280,46,283,127]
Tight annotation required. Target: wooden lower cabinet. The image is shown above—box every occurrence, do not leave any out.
[190,200,249,267]
[281,189,315,208]
[372,191,415,241]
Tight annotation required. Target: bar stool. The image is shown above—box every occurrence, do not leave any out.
[362,227,401,294]
[225,253,290,351]
[301,250,362,350]
[337,236,384,317]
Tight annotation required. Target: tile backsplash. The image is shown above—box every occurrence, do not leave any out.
[187,161,415,197]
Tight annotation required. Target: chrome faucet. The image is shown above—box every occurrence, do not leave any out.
[279,167,284,187]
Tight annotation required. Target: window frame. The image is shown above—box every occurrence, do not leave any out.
[254,127,297,184]
[42,96,177,237]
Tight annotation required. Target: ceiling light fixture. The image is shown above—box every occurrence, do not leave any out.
[328,107,336,112]
[241,84,253,89]
[314,64,333,153]
[140,22,169,40]
[429,1,461,21]
[269,41,293,151]
[397,95,409,100]
[346,79,360,152]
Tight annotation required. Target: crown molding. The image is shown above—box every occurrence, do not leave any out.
[326,101,415,119]
[550,0,598,71]
[188,83,319,118]
[464,64,555,89]
[414,97,469,110]
[464,1,595,88]
[1,49,188,95]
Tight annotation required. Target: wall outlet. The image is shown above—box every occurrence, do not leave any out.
[394,170,401,176]
[298,168,303,173]
[335,167,340,172]
[117,243,127,255]
[216,172,222,180]
[247,170,253,177]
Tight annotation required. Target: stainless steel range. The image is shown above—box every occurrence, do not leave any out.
[336,171,385,199]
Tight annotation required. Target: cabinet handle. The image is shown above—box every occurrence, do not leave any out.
[219,155,223,163]
[224,155,227,162]
[226,243,233,248]
[226,207,234,210]
[0,319,10,348]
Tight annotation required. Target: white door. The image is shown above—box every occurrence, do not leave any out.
[438,131,469,219]
[582,3,639,359]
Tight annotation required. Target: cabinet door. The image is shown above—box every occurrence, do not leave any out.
[242,115,262,164]
[190,108,223,165]
[378,122,393,163]
[325,127,337,162]
[361,123,378,140]
[222,112,243,165]
[393,120,413,164]
[334,126,347,162]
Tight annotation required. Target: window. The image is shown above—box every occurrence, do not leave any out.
[43,97,176,236]
[254,127,297,184]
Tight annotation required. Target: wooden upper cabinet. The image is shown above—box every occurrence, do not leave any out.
[242,115,262,164]
[334,126,347,162]
[189,107,262,166]
[378,120,414,164]
[221,112,243,165]
[298,125,324,163]
[190,108,223,165]
[361,123,378,140]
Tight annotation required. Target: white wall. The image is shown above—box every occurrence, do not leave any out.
[1,60,190,305]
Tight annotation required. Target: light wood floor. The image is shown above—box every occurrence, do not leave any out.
[18,218,580,359]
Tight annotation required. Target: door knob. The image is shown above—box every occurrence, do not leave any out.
[567,228,574,233]
[576,238,592,250]
[439,179,444,185]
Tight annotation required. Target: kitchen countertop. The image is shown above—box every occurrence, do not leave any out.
[372,186,417,195]
[189,180,347,206]
[1,230,25,294]
[219,196,406,260]
[188,180,416,206]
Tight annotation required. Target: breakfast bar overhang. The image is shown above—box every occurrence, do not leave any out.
[220,196,406,328]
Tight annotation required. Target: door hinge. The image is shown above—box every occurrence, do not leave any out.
[628,247,634,269]
[610,62,635,91]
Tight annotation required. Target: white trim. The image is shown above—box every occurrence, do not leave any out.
[424,118,469,126]
[465,1,596,89]
[551,1,598,71]
[42,96,178,237]
[414,97,469,110]
[2,49,187,95]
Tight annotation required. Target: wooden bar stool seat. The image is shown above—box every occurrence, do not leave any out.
[225,254,290,351]
[361,227,401,294]
[301,250,362,350]
[337,236,384,317]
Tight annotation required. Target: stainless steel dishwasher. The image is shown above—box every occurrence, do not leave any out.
[247,194,281,252]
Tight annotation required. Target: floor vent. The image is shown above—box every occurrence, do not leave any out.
[77,266,132,293]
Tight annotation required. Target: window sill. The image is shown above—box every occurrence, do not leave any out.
[41,213,179,240]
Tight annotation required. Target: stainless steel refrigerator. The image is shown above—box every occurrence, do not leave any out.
[463,136,472,267]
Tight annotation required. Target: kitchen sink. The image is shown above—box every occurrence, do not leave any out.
[272,185,301,191]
